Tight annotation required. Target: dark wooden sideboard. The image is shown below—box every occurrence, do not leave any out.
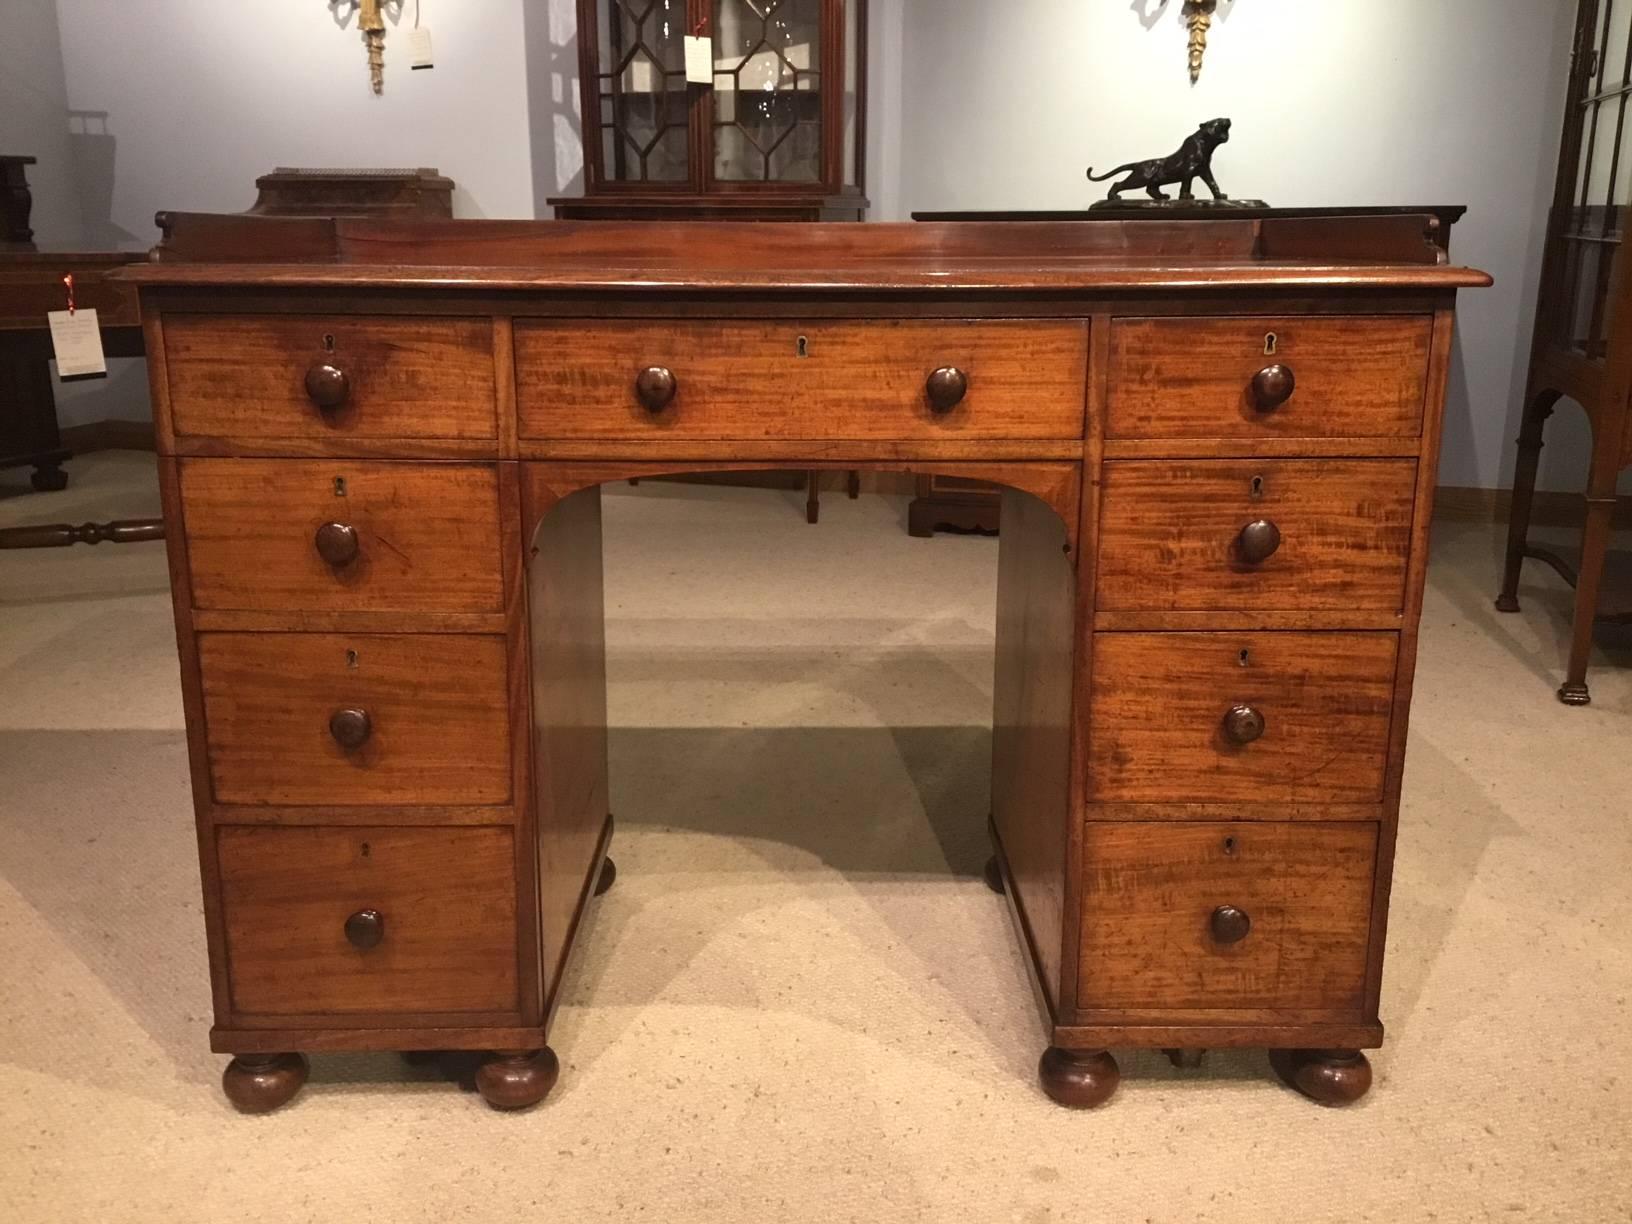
[122,213,1488,1113]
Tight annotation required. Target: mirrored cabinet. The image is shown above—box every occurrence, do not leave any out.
[552,0,867,220]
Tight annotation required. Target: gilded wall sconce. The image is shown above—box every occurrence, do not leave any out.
[1185,0,1217,83]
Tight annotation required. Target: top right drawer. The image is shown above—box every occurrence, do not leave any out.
[1107,316,1432,440]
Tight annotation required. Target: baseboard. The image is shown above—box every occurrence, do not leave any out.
[61,418,156,454]
[1433,485,1632,529]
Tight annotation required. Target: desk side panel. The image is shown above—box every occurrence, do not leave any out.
[991,486,1077,1015]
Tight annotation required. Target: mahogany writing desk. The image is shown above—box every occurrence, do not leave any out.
[123,213,1489,1113]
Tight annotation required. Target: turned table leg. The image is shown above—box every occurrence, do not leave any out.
[475,1048,560,1110]
[1270,1048,1372,1106]
[1038,1047,1120,1108]
[222,1053,309,1113]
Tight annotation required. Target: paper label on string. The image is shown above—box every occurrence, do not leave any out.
[47,309,107,378]
[684,36,713,84]
[406,26,433,69]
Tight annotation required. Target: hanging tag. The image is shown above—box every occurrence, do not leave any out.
[684,35,713,85]
[406,26,433,69]
[48,308,107,379]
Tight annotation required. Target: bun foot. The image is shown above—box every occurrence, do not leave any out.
[982,854,1005,895]
[30,463,69,493]
[1558,682,1591,706]
[1271,1048,1372,1106]
[222,1053,308,1113]
[1038,1047,1119,1108]
[594,855,617,896]
[1494,592,1521,613]
[1164,1047,1206,1069]
[475,1048,560,1110]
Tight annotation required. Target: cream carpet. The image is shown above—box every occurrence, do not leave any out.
[2,451,1629,1224]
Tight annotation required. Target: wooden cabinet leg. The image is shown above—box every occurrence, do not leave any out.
[1038,1047,1120,1108]
[222,1052,309,1113]
[1270,1048,1372,1105]
[1496,390,1556,614]
[1560,490,1617,705]
[594,854,617,896]
[805,470,819,524]
[475,1048,560,1110]
[29,459,68,492]
[1164,1047,1206,1069]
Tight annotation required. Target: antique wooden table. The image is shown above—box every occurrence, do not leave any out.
[122,212,1489,1113]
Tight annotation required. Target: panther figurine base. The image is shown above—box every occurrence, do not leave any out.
[1087,196,1268,211]
[1087,117,1243,205]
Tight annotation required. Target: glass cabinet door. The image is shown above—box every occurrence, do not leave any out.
[711,0,823,183]
[594,0,691,183]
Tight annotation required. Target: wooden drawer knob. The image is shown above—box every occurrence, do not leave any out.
[1209,904,1252,944]
[634,365,677,412]
[304,362,350,411]
[328,706,372,749]
[1236,518,1281,564]
[314,521,359,567]
[1221,703,1265,745]
[1250,363,1295,410]
[926,366,968,412]
[344,909,384,950]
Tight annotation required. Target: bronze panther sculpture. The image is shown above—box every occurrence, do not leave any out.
[1087,118,1232,202]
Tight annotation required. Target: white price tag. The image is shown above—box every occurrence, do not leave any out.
[406,26,433,69]
[684,35,713,85]
[47,309,107,378]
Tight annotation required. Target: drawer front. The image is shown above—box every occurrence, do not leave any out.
[181,459,504,613]
[1086,631,1397,804]
[218,825,518,1016]
[199,633,511,806]
[1106,316,1431,439]
[164,314,497,441]
[1077,822,1375,1012]
[515,319,1088,440]
[1096,458,1417,611]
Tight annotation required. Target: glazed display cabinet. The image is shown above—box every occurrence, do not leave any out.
[551,0,867,220]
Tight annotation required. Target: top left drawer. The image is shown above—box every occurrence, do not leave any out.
[163,315,498,443]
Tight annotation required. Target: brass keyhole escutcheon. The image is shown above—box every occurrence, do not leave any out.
[322,333,336,352]
[333,476,347,497]
[1238,648,1250,666]
[1249,474,1264,499]
[345,649,359,669]
[1263,331,1277,355]
[1222,835,1238,855]
[796,335,809,358]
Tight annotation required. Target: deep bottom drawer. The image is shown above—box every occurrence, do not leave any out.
[218,825,519,1017]
[1077,821,1376,1014]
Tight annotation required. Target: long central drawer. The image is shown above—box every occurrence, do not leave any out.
[514,319,1089,440]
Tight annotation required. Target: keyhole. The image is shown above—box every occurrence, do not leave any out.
[333,476,347,497]
[360,841,371,858]
[1249,475,1264,499]
[1222,836,1238,856]
[346,649,359,669]
[1263,332,1277,356]
[1238,648,1251,666]
[322,333,336,352]
[796,335,809,358]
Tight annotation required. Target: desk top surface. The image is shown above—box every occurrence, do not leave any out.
[124,215,1491,294]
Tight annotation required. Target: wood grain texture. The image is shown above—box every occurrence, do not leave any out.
[164,314,496,442]
[1095,458,1417,611]
[990,487,1077,1013]
[515,319,1088,440]
[1086,631,1398,804]
[523,484,612,1005]
[1107,316,1432,439]
[179,458,504,612]
[217,825,518,1016]
[199,632,511,806]
[1076,822,1376,1013]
